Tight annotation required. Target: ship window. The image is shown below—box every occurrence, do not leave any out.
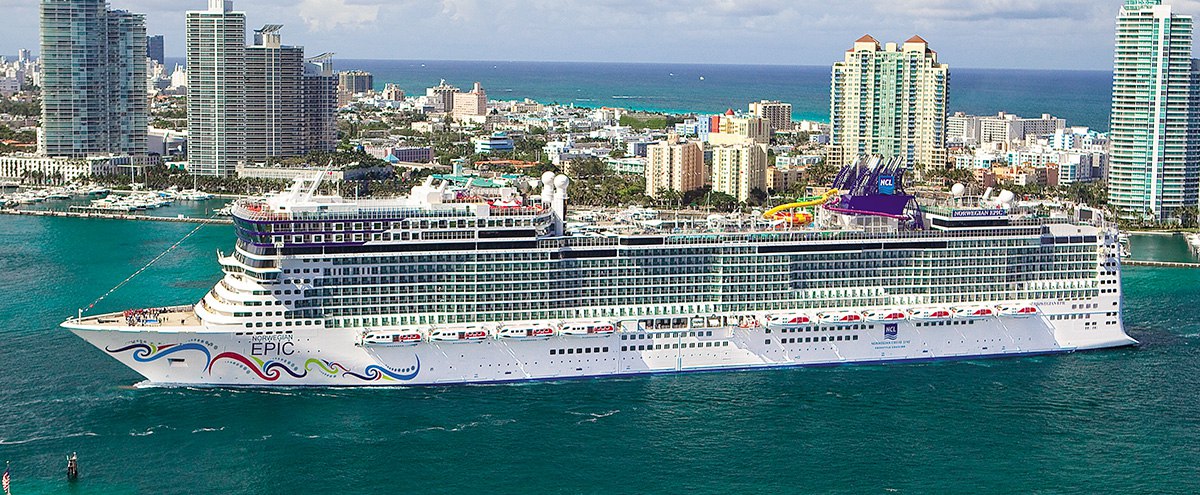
[765,339,771,344]
[603,347,609,352]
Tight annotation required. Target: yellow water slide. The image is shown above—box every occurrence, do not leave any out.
[762,189,839,225]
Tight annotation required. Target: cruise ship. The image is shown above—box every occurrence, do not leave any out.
[63,157,1134,387]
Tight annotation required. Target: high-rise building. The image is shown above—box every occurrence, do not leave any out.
[186,0,246,176]
[453,82,487,119]
[830,35,948,170]
[1109,0,1200,220]
[427,79,459,113]
[705,111,772,145]
[645,136,705,199]
[749,100,792,132]
[40,0,147,158]
[147,34,164,65]
[245,25,304,161]
[303,53,338,153]
[709,142,767,203]
[186,1,335,176]
[337,70,373,106]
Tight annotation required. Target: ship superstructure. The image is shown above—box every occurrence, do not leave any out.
[64,157,1134,386]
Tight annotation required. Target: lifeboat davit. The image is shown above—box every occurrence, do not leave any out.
[360,329,424,347]
[997,304,1039,318]
[767,314,812,327]
[862,309,908,322]
[497,323,557,340]
[560,321,617,337]
[909,308,953,321]
[737,315,764,328]
[953,306,997,319]
[816,311,864,326]
[429,326,490,343]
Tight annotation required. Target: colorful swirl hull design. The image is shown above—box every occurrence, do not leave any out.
[104,342,418,383]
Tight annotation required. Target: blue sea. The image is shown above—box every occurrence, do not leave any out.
[4,61,1191,494]
[332,60,1114,131]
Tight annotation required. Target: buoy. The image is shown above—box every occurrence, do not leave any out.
[66,452,78,482]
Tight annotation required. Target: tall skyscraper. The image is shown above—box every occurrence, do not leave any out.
[245,25,304,161]
[303,54,339,153]
[40,0,147,158]
[187,1,337,176]
[829,35,948,170]
[186,0,246,176]
[147,34,164,65]
[1109,0,1199,221]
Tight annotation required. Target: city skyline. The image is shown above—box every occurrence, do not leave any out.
[4,0,1200,70]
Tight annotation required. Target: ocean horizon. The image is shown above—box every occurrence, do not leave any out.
[164,57,1115,131]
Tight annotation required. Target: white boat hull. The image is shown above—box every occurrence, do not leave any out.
[67,306,1136,387]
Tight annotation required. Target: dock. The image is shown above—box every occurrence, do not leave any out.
[1124,260,1200,269]
[0,208,232,225]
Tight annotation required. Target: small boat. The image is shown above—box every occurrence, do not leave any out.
[767,313,812,327]
[953,306,997,319]
[560,321,617,337]
[996,304,1039,318]
[816,311,864,326]
[909,308,953,321]
[429,326,490,343]
[497,323,556,340]
[863,308,908,322]
[360,329,424,347]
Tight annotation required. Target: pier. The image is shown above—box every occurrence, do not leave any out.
[1124,260,1200,269]
[0,208,232,225]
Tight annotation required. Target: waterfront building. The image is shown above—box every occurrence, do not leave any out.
[40,0,147,158]
[427,79,459,113]
[830,35,948,170]
[147,34,164,65]
[245,25,305,162]
[186,3,336,176]
[749,100,793,132]
[302,53,338,154]
[645,137,705,199]
[474,132,515,154]
[338,70,373,95]
[709,141,767,202]
[1109,0,1200,220]
[948,112,1066,147]
[453,82,488,119]
[186,0,247,176]
[0,153,156,183]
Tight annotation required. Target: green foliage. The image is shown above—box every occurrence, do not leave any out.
[0,124,36,143]
[619,113,683,130]
[563,157,649,207]
[0,98,39,117]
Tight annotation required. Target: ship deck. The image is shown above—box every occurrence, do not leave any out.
[66,306,203,330]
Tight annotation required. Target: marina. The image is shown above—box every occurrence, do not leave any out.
[0,208,231,224]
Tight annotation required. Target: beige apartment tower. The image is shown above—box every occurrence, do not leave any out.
[645,138,705,199]
[830,35,948,170]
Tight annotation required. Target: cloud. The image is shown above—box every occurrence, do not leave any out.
[297,0,381,32]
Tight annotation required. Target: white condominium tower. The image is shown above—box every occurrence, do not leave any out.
[186,0,247,177]
[186,1,337,176]
[40,0,147,158]
[830,35,948,170]
[1109,0,1200,221]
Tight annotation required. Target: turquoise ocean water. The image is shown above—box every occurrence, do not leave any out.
[1,207,1199,493]
[175,58,1116,131]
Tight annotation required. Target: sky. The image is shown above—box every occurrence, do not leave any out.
[4,0,1199,70]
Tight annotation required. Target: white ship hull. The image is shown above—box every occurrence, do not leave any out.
[68,307,1135,387]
